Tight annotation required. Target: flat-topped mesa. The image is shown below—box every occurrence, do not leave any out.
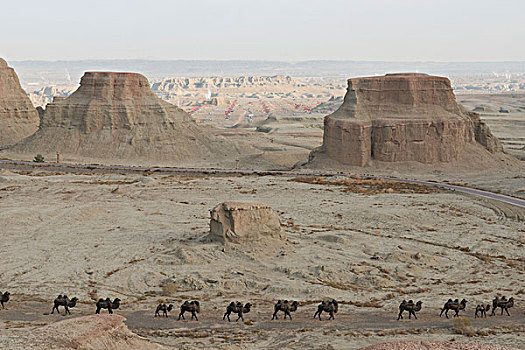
[13,71,238,163]
[0,58,39,145]
[316,73,502,166]
[75,72,152,101]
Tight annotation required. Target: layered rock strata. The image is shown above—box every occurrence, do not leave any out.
[0,58,39,145]
[316,73,502,166]
[13,71,238,162]
[209,202,285,244]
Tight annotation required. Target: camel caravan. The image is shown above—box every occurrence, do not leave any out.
[0,291,517,322]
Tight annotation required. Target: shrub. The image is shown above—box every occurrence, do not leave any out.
[33,154,45,162]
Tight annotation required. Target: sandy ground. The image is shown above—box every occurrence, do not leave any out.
[0,168,523,349]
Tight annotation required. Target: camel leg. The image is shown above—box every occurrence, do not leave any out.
[96,306,101,314]
[313,310,319,319]
[237,312,243,321]
[1,301,4,309]
[285,310,292,320]
[272,311,278,320]
[108,306,113,314]
[65,306,70,315]
[329,311,334,320]
[397,310,403,320]
[445,309,449,319]
[178,311,184,320]
[439,308,445,317]
[51,305,57,314]
[411,310,417,320]
[223,311,228,321]
[504,307,510,316]
[192,311,198,321]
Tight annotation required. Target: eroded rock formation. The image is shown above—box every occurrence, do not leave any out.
[209,202,285,244]
[313,73,503,166]
[0,314,166,349]
[360,340,516,350]
[12,71,238,163]
[0,58,39,145]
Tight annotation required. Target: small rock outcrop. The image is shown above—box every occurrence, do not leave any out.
[209,202,285,244]
[312,73,503,166]
[12,71,238,163]
[360,341,516,350]
[0,58,39,145]
[0,314,166,349]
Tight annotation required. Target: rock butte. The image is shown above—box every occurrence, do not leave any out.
[0,58,39,145]
[313,73,502,166]
[209,201,286,244]
[12,71,238,162]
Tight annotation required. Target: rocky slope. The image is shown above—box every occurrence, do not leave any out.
[0,58,39,146]
[0,314,166,349]
[12,71,240,164]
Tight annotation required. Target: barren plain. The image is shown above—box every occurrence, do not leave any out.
[0,166,523,349]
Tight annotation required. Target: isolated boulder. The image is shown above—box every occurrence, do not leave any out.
[313,73,502,166]
[209,202,285,244]
[12,71,238,163]
[0,58,39,145]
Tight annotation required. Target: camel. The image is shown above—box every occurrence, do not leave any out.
[95,298,121,314]
[0,291,10,309]
[440,298,467,318]
[178,300,200,321]
[491,296,514,316]
[51,295,79,315]
[313,299,338,320]
[155,303,173,317]
[223,302,252,322]
[474,304,490,318]
[271,300,299,320]
[397,300,422,320]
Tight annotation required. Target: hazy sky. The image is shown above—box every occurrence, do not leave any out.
[2,0,524,61]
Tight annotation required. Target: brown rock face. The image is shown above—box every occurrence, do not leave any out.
[0,58,39,145]
[209,202,285,244]
[13,71,238,163]
[316,73,501,166]
[0,314,166,349]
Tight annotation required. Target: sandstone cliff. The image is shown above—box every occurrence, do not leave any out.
[12,71,239,163]
[0,58,39,145]
[311,73,503,166]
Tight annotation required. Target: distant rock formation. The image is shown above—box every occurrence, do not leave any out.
[209,202,285,244]
[0,58,39,145]
[12,71,239,163]
[311,73,504,166]
[152,75,296,91]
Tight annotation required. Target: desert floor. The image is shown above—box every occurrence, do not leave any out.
[0,167,523,349]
